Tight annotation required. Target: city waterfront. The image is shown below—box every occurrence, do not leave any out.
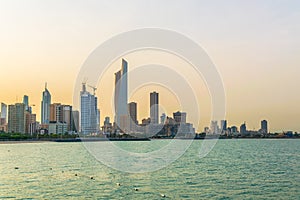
[0,139,299,199]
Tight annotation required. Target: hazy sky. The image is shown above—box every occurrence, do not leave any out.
[0,0,299,132]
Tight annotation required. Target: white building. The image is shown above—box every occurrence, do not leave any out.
[41,83,51,124]
[80,83,98,135]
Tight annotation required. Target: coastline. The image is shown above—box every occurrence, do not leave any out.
[0,137,299,144]
[0,140,54,144]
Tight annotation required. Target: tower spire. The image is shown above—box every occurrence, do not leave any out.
[45,82,47,89]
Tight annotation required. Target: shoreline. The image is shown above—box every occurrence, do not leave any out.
[0,137,299,144]
[0,140,54,144]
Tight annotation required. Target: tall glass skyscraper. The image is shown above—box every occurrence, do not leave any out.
[221,120,227,131]
[114,59,128,132]
[23,95,29,111]
[41,83,51,124]
[150,92,159,124]
[80,83,98,134]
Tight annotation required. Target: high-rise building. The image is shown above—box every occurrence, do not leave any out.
[160,113,166,124]
[72,110,79,133]
[62,105,73,132]
[150,91,159,124]
[114,59,128,132]
[8,103,26,133]
[128,102,137,132]
[80,83,98,134]
[240,122,247,134]
[210,120,219,134]
[221,120,227,132]
[261,120,268,134]
[50,103,74,132]
[0,103,7,125]
[25,112,36,135]
[231,126,238,133]
[97,109,100,131]
[114,70,121,123]
[23,95,29,111]
[120,59,128,114]
[173,111,187,124]
[128,102,137,124]
[41,83,51,124]
[50,103,61,122]
[102,116,112,134]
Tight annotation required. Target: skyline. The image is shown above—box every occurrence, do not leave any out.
[0,54,299,133]
[0,83,275,136]
[0,1,300,132]
[0,69,293,134]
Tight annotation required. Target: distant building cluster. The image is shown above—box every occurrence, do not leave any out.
[202,119,270,138]
[0,83,79,136]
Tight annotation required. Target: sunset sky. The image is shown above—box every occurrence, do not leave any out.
[0,0,299,132]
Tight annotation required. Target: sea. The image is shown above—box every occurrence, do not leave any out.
[0,139,299,199]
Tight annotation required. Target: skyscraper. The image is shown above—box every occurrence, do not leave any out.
[50,103,75,132]
[150,92,159,124]
[221,120,227,132]
[72,110,79,133]
[114,59,128,132]
[25,112,36,135]
[23,95,29,111]
[41,83,51,124]
[240,122,247,134]
[261,120,268,133]
[8,103,26,133]
[97,109,100,132]
[0,103,7,125]
[210,120,219,134]
[114,70,121,124]
[62,105,73,132]
[50,103,61,122]
[128,102,137,132]
[80,83,98,134]
[128,102,137,123]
